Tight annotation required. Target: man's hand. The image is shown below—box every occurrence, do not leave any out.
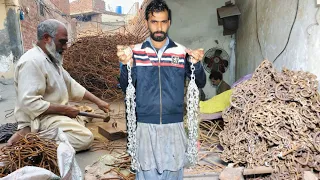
[186,48,204,64]
[83,91,110,113]
[63,105,80,118]
[117,45,134,66]
[97,100,110,113]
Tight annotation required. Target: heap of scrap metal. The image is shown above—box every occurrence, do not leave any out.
[0,133,59,177]
[63,33,144,101]
[219,60,320,179]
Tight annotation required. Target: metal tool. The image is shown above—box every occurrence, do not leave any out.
[78,111,110,122]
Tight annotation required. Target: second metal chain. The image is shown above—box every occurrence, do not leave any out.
[186,60,200,166]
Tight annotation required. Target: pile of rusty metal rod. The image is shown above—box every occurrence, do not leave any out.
[90,139,127,153]
[63,33,144,102]
[84,150,134,179]
[0,133,59,177]
[199,120,223,152]
[219,60,320,179]
[103,154,135,180]
[184,119,224,175]
[182,116,224,175]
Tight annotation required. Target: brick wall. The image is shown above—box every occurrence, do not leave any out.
[70,0,105,15]
[127,0,152,39]
[93,0,105,13]
[50,0,70,15]
[19,0,74,51]
[70,0,93,15]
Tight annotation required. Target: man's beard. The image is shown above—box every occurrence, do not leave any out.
[45,40,63,65]
[150,31,167,42]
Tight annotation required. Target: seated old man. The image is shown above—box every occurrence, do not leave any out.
[7,19,110,151]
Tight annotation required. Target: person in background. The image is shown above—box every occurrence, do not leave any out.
[210,70,230,95]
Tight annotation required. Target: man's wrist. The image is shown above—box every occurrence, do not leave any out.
[96,99,104,107]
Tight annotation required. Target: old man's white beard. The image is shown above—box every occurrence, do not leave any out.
[45,40,63,65]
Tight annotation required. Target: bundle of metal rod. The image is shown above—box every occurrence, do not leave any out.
[0,133,59,177]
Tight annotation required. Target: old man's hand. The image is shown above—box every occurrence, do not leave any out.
[64,106,80,118]
[117,45,134,66]
[186,48,204,64]
[97,100,110,113]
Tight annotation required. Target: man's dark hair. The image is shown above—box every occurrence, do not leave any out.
[145,0,171,21]
[209,70,222,80]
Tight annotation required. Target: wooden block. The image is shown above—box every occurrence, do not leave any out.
[98,122,127,141]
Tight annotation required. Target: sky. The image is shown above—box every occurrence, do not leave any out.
[69,0,144,14]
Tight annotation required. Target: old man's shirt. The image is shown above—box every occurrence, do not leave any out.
[14,45,86,132]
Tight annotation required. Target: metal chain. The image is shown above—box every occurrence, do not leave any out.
[124,47,139,170]
[186,60,200,166]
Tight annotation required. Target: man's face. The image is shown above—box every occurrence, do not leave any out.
[45,25,68,65]
[146,10,170,42]
[211,78,220,86]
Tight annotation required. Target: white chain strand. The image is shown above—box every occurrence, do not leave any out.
[124,47,139,170]
[186,60,200,166]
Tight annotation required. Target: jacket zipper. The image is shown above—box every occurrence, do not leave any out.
[153,47,164,124]
[158,56,162,124]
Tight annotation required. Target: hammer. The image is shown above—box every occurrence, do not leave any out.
[78,111,110,122]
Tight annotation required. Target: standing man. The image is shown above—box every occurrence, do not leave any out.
[8,19,110,152]
[117,1,206,179]
[210,70,230,95]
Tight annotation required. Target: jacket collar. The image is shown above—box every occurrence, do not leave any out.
[141,37,178,50]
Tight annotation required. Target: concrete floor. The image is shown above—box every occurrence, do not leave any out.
[0,79,16,125]
[0,79,222,179]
